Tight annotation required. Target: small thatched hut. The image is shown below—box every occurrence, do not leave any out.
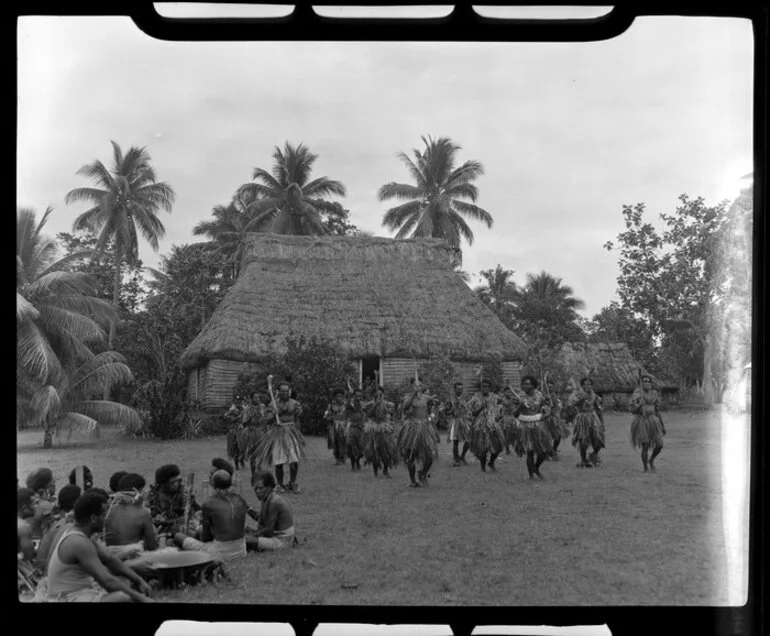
[554,341,679,409]
[180,234,527,409]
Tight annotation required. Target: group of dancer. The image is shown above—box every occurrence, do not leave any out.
[225,371,667,492]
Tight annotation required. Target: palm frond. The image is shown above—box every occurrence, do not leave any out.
[30,385,62,425]
[396,152,428,189]
[24,269,100,300]
[250,169,283,192]
[381,200,423,231]
[302,178,347,198]
[74,401,143,433]
[393,213,420,239]
[444,182,479,202]
[36,305,108,344]
[447,210,475,245]
[71,206,107,235]
[16,293,39,322]
[73,159,113,190]
[445,160,485,189]
[54,412,101,439]
[378,182,424,202]
[17,321,63,386]
[71,353,134,398]
[450,200,494,228]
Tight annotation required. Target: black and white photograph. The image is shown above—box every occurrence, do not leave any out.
[15,3,756,620]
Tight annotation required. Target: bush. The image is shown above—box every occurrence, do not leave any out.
[130,367,191,440]
[479,360,504,392]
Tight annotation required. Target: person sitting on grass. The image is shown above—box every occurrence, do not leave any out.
[109,471,129,494]
[18,488,39,595]
[69,465,94,491]
[25,468,57,539]
[36,484,81,574]
[103,473,158,561]
[245,470,298,551]
[174,470,248,563]
[146,464,201,538]
[46,491,153,603]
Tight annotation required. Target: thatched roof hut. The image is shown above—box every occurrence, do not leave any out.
[554,341,679,407]
[181,234,526,408]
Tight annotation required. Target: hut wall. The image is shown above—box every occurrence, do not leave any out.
[200,359,264,409]
[381,357,428,386]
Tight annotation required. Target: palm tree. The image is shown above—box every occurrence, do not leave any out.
[192,200,259,281]
[64,141,176,352]
[379,135,493,251]
[513,271,586,323]
[17,207,139,446]
[236,142,347,235]
[475,265,518,319]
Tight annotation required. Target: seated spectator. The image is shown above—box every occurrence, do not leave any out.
[103,473,158,560]
[25,468,56,538]
[211,458,234,477]
[46,491,153,603]
[109,471,129,494]
[69,466,94,491]
[245,470,298,552]
[174,470,247,563]
[18,488,37,561]
[37,484,82,574]
[146,464,201,538]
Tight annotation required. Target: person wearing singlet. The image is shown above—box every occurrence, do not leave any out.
[47,492,153,603]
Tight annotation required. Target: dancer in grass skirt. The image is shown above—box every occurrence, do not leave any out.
[398,379,440,487]
[252,382,307,494]
[345,388,367,472]
[512,376,553,479]
[324,388,348,465]
[542,377,570,461]
[570,377,605,468]
[629,375,667,472]
[224,400,246,470]
[468,379,506,472]
[240,396,268,475]
[498,386,518,457]
[445,381,471,466]
[363,386,399,477]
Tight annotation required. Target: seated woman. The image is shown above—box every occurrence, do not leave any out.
[245,470,298,551]
[103,473,158,561]
[174,470,248,563]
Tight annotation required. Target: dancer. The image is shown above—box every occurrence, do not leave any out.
[570,377,605,468]
[513,376,553,480]
[542,375,570,461]
[498,385,518,457]
[240,395,267,474]
[629,374,667,471]
[345,388,367,472]
[252,379,306,494]
[468,379,506,472]
[324,388,348,465]
[398,378,440,487]
[445,381,471,466]
[363,386,399,477]
[224,399,245,470]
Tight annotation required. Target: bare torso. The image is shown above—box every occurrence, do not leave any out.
[203,493,247,542]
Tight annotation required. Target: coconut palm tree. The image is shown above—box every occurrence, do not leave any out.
[17,207,140,446]
[475,265,518,319]
[379,135,493,251]
[513,271,586,324]
[64,141,176,352]
[192,200,259,281]
[236,142,347,235]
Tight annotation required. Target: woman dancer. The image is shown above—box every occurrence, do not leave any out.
[542,376,570,461]
[398,378,440,487]
[629,375,667,471]
[498,386,518,456]
[324,388,348,465]
[345,388,367,472]
[513,376,553,479]
[570,377,605,468]
[363,387,399,477]
[468,379,506,472]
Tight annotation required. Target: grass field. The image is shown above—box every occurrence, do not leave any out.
[16,409,750,606]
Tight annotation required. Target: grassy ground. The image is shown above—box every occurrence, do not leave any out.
[16,409,749,605]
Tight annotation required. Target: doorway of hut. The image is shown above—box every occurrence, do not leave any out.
[361,355,381,391]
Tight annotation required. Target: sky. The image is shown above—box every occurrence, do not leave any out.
[16,12,753,318]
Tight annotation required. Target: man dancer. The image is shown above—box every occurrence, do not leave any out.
[570,377,605,468]
[364,386,399,477]
[398,378,440,487]
[445,381,471,466]
[629,375,666,471]
[253,382,306,494]
[468,379,506,472]
[175,470,248,563]
[324,388,349,465]
[513,376,553,480]
[345,388,367,472]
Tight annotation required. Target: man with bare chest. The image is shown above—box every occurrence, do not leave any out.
[104,473,158,560]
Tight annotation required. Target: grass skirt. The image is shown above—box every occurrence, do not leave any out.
[397,418,439,465]
[447,417,471,442]
[469,419,506,460]
[346,421,366,458]
[364,422,400,467]
[571,412,605,450]
[226,427,241,461]
[543,413,570,441]
[499,414,518,447]
[327,421,347,458]
[251,423,306,467]
[516,416,553,455]
[630,413,664,449]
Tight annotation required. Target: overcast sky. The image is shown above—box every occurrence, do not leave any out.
[17,14,753,318]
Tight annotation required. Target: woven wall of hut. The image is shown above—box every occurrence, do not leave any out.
[380,357,521,391]
[381,357,428,386]
[194,359,263,409]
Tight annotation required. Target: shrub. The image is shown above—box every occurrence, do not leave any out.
[130,367,191,440]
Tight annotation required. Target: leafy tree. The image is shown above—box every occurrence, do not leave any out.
[320,201,362,236]
[65,141,175,355]
[130,367,192,440]
[379,135,493,252]
[17,207,140,447]
[604,195,731,407]
[475,265,518,328]
[236,142,347,235]
[586,301,657,372]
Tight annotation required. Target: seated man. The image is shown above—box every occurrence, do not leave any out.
[109,471,129,494]
[174,470,247,563]
[245,470,298,552]
[46,491,153,603]
[25,468,56,540]
[36,484,81,574]
[69,465,94,491]
[18,488,38,595]
[146,464,201,538]
[103,473,158,561]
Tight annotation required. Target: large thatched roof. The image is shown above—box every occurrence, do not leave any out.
[180,234,526,370]
[555,341,678,392]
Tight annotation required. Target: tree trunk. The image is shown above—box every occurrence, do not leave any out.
[702,332,716,409]
[42,425,53,449]
[105,246,122,400]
